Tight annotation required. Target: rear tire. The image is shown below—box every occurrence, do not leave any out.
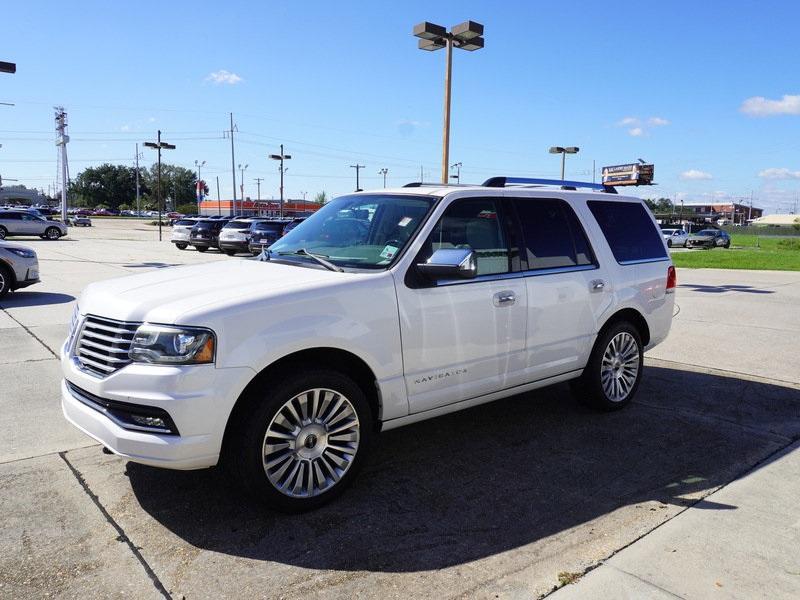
[0,226,6,240]
[195,246,207,253]
[223,368,374,513]
[666,239,672,248]
[175,243,188,250]
[223,249,236,256]
[0,263,12,299]
[571,321,643,411]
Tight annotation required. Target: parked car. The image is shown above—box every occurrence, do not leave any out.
[0,210,67,240]
[61,179,675,512]
[170,218,200,249]
[247,220,287,255]
[70,215,92,227]
[218,218,263,255]
[687,229,730,249]
[661,228,689,248]
[0,240,39,298]
[188,218,229,252]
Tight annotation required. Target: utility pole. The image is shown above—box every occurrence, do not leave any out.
[227,113,237,216]
[592,159,596,183]
[420,165,424,183]
[238,164,248,213]
[143,130,176,241]
[254,177,263,212]
[135,144,142,217]
[54,107,70,222]
[216,176,221,216]
[350,164,364,192]
[379,168,388,188]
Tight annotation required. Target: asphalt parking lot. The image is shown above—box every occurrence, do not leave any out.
[2,220,799,599]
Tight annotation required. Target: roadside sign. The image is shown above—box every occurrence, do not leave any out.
[602,163,654,186]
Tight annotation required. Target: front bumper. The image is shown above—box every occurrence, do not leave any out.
[60,342,255,470]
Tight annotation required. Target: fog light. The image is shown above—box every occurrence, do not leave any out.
[129,415,168,428]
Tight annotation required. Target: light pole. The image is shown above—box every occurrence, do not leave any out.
[450,161,462,182]
[413,21,484,184]
[238,163,248,214]
[269,145,291,218]
[378,168,388,188]
[143,130,175,241]
[194,159,205,215]
[350,164,365,192]
[549,146,579,180]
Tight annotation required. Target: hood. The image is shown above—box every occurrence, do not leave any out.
[0,240,36,253]
[78,259,359,324]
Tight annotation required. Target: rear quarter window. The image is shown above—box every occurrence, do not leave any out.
[587,200,667,263]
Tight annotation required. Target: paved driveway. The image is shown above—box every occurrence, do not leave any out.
[1,222,799,599]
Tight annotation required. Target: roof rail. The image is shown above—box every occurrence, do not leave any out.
[403,182,475,188]
[482,176,617,194]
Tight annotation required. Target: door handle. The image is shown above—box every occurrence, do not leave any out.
[493,291,516,307]
[590,279,606,293]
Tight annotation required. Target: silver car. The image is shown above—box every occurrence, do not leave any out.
[0,210,67,240]
[661,228,689,248]
[170,217,200,250]
[0,240,40,298]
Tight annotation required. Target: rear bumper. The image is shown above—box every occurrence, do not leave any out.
[218,240,249,252]
[189,239,216,248]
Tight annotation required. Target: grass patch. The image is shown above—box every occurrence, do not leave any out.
[557,571,582,586]
[672,234,800,271]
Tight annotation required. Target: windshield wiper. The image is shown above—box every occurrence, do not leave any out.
[277,248,343,272]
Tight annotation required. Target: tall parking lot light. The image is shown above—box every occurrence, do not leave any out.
[269,145,291,218]
[143,130,175,241]
[413,20,484,184]
[549,146,579,180]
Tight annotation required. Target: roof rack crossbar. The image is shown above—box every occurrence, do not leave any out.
[482,176,617,193]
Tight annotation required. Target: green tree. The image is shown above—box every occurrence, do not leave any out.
[142,163,197,210]
[793,217,800,232]
[69,164,145,210]
[643,197,674,214]
[176,203,198,215]
[314,191,328,205]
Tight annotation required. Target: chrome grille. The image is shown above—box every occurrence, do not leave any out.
[74,315,140,377]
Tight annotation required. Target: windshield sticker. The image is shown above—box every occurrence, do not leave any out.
[398,216,412,227]
[380,244,399,259]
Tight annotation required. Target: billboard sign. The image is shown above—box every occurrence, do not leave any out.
[602,163,654,186]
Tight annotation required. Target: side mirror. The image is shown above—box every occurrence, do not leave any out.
[416,248,477,280]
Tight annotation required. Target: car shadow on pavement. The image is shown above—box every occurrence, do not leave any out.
[0,291,75,308]
[122,262,182,269]
[679,283,775,294]
[126,365,800,573]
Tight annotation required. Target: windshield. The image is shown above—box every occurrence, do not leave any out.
[270,193,436,269]
[175,219,196,226]
[194,221,215,230]
[224,221,252,230]
[697,230,716,236]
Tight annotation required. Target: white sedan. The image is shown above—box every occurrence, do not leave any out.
[662,228,689,248]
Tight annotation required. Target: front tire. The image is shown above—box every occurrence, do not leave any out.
[667,239,672,248]
[0,264,11,298]
[572,322,643,411]
[195,246,207,252]
[45,227,61,240]
[175,243,188,250]
[224,368,374,512]
[0,226,7,240]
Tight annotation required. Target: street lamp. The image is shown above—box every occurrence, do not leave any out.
[143,130,176,241]
[195,160,205,215]
[450,162,462,182]
[378,168,388,188]
[238,163,248,214]
[269,145,291,218]
[413,20,484,184]
[549,146,579,180]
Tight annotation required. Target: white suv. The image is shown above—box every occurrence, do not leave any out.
[61,178,675,511]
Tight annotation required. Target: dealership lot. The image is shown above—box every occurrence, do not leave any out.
[1,221,799,599]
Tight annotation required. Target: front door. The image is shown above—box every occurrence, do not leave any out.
[395,196,528,414]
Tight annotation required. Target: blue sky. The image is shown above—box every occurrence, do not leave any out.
[2,0,799,213]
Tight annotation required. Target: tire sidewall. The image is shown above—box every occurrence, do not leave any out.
[228,368,374,512]
[582,322,643,410]
[0,227,6,240]
[0,264,11,298]
[45,227,60,240]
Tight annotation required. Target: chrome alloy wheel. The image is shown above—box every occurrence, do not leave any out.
[600,332,640,402]
[262,388,360,498]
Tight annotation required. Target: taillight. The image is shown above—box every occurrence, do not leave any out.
[666,265,677,293]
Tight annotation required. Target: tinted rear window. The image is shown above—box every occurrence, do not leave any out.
[254,222,284,232]
[175,219,196,226]
[514,198,595,270]
[194,221,214,229]
[587,201,667,263]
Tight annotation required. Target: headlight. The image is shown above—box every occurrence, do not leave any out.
[7,247,36,258]
[129,324,215,365]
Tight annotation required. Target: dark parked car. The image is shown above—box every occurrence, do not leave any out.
[247,220,288,255]
[189,218,230,252]
[687,229,730,249]
[281,217,307,237]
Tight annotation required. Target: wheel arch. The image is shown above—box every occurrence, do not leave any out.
[221,346,382,455]
[0,259,16,288]
[597,307,651,347]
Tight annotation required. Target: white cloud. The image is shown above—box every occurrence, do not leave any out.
[120,124,131,132]
[758,167,800,180]
[740,94,800,116]
[616,116,669,136]
[617,116,639,126]
[205,70,243,85]
[147,116,156,123]
[628,127,644,137]
[680,169,713,180]
[647,116,670,126]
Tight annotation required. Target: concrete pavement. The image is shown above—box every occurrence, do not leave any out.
[1,220,799,599]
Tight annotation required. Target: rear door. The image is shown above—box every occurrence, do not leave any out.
[511,197,603,380]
